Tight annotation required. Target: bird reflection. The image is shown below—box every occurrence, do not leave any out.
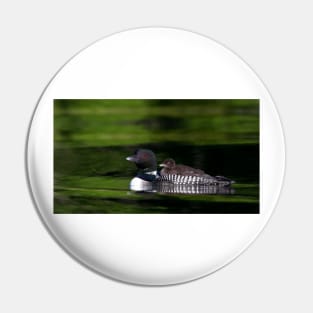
[130,181,234,195]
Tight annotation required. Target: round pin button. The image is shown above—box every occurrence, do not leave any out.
[27,27,285,285]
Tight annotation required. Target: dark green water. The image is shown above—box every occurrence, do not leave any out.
[54,99,259,214]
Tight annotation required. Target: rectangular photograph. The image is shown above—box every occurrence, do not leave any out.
[54,99,259,214]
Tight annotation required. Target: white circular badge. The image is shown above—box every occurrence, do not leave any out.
[27,28,285,285]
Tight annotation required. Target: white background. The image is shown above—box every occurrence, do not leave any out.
[0,0,312,312]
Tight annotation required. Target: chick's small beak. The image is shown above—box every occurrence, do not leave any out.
[159,163,165,167]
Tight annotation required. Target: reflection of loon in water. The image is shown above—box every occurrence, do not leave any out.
[126,149,235,194]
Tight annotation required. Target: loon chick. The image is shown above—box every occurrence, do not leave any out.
[126,149,158,191]
[159,158,234,186]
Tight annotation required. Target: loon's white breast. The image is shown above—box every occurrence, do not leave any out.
[129,170,157,191]
[129,177,152,191]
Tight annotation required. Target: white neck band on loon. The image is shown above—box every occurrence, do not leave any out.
[145,170,157,176]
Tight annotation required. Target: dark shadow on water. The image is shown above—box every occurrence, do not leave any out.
[55,194,259,214]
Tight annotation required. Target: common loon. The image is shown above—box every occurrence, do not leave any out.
[126,149,234,191]
[126,149,159,191]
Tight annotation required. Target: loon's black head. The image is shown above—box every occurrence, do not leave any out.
[126,149,157,172]
[159,158,176,169]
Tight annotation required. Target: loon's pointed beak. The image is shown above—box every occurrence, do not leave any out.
[126,155,137,162]
[159,163,165,167]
